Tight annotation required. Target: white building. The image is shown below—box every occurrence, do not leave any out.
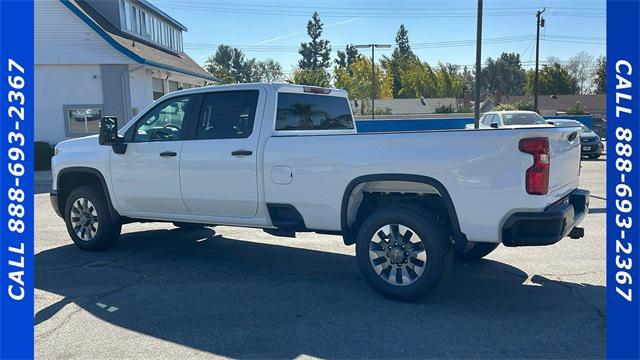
[35,0,215,144]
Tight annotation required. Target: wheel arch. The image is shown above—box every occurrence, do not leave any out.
[55,166,121,223]
[340,174,466,247]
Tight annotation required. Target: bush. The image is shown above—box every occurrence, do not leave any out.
[493,100,534,111]
[364,107,393,116]
[566,100,588,115]
[513,100,534,111]
[434,104,455,113]
[493,103,516,111]
[457,104,473,113]
[35,141,53,171]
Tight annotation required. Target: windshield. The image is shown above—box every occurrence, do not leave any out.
[501,113,548,126]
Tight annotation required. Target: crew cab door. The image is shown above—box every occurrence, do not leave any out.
[110,95,195,215]
[179,90,262,218]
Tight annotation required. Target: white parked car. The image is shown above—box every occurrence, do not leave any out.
[51,84,589,301]
[465,110,553,129]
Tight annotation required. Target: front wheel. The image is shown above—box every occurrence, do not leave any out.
[64,185,121,251]
[355,205,453,301]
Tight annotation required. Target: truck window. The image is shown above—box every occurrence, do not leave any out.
[196,90,259,140]
[131,95,192,142]
[502,113,547,126]
[276,93,354,131]
[482,114,495,126]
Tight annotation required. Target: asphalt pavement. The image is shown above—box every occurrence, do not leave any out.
[34,157,606,359]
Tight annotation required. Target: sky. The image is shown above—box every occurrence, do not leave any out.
[153,0,605,76]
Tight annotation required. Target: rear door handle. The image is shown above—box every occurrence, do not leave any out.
[159,151,177,157]
[231,150,253,156]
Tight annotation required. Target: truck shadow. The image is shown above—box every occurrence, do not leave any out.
[35,227,605,359]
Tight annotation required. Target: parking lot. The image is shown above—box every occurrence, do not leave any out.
[34,157,606,359]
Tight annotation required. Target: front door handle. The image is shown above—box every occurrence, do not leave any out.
[231,150,253,156]
[159,151,177,157]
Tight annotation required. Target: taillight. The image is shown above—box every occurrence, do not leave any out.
[519,137,550,195]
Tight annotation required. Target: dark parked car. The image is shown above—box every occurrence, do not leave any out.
[547,119,603,159]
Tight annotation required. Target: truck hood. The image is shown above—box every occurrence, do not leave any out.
[55,135,100,154]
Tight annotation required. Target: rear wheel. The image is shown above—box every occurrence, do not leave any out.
[588,154,601,159]
[355,205,453,301]
[454,242,499,261]
[64,185,121,251]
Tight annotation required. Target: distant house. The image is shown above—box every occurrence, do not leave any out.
[500,94,606,117]
[351,98,457,117]
[35,0,215,144]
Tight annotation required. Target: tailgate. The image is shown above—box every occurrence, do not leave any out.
[548,127,582,195]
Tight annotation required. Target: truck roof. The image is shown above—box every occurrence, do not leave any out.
[165,82,349,98]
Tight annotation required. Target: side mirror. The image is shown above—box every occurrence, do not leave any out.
[99,116,118,145]
[490,123,499,129]
[99,116,127,154]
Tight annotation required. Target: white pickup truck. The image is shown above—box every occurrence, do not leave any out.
[51,83,589,301]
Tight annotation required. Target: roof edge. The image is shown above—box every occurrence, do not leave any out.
[59,0,215,81]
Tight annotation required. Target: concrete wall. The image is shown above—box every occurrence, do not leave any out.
[35,64,104,144]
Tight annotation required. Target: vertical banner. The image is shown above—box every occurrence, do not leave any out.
[0,0,35,359]
[607,0,640,359]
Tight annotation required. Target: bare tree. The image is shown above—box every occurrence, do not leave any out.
[565,51,595,94]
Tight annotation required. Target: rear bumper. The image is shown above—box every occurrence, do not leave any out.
[50,191,62,218]
[502,189,590,247]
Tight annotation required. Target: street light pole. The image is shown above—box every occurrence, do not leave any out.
[473,0,483,129]
[354,44,391,119]
[534,8,545,113]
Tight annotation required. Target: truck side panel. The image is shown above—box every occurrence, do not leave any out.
[263,127,579,243]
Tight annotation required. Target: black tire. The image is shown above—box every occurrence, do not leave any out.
[64,185,121,251]
[454,242,499,261]
[589,154,601,159]
[355,205,453,302]
[173,222,207,230]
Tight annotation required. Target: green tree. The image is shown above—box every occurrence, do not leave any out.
[435,62,464,97]
[525,63,578,95]
[290,69,331,87]
[480,52,526,96]
[205,45,283,83]
[593,56,606,94]
[205,45,251,83]
[395,24,413,58]
[334,57,392,101]
[298,12,331,70]
[254,59,283,83]
[335,44,359,74]
[294,12,332,86]
[397,59,438,98]
[382,24,417,98]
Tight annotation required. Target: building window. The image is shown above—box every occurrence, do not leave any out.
[168,80,180,93]
[64,105,103,136]
[153,78,165,100]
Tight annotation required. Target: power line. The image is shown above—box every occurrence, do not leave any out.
[153,1,604,19]
[185,34,604,52]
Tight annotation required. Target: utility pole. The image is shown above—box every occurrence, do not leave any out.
[534,8,545,113]
[354,44,391,119]
[473,0,483,129]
